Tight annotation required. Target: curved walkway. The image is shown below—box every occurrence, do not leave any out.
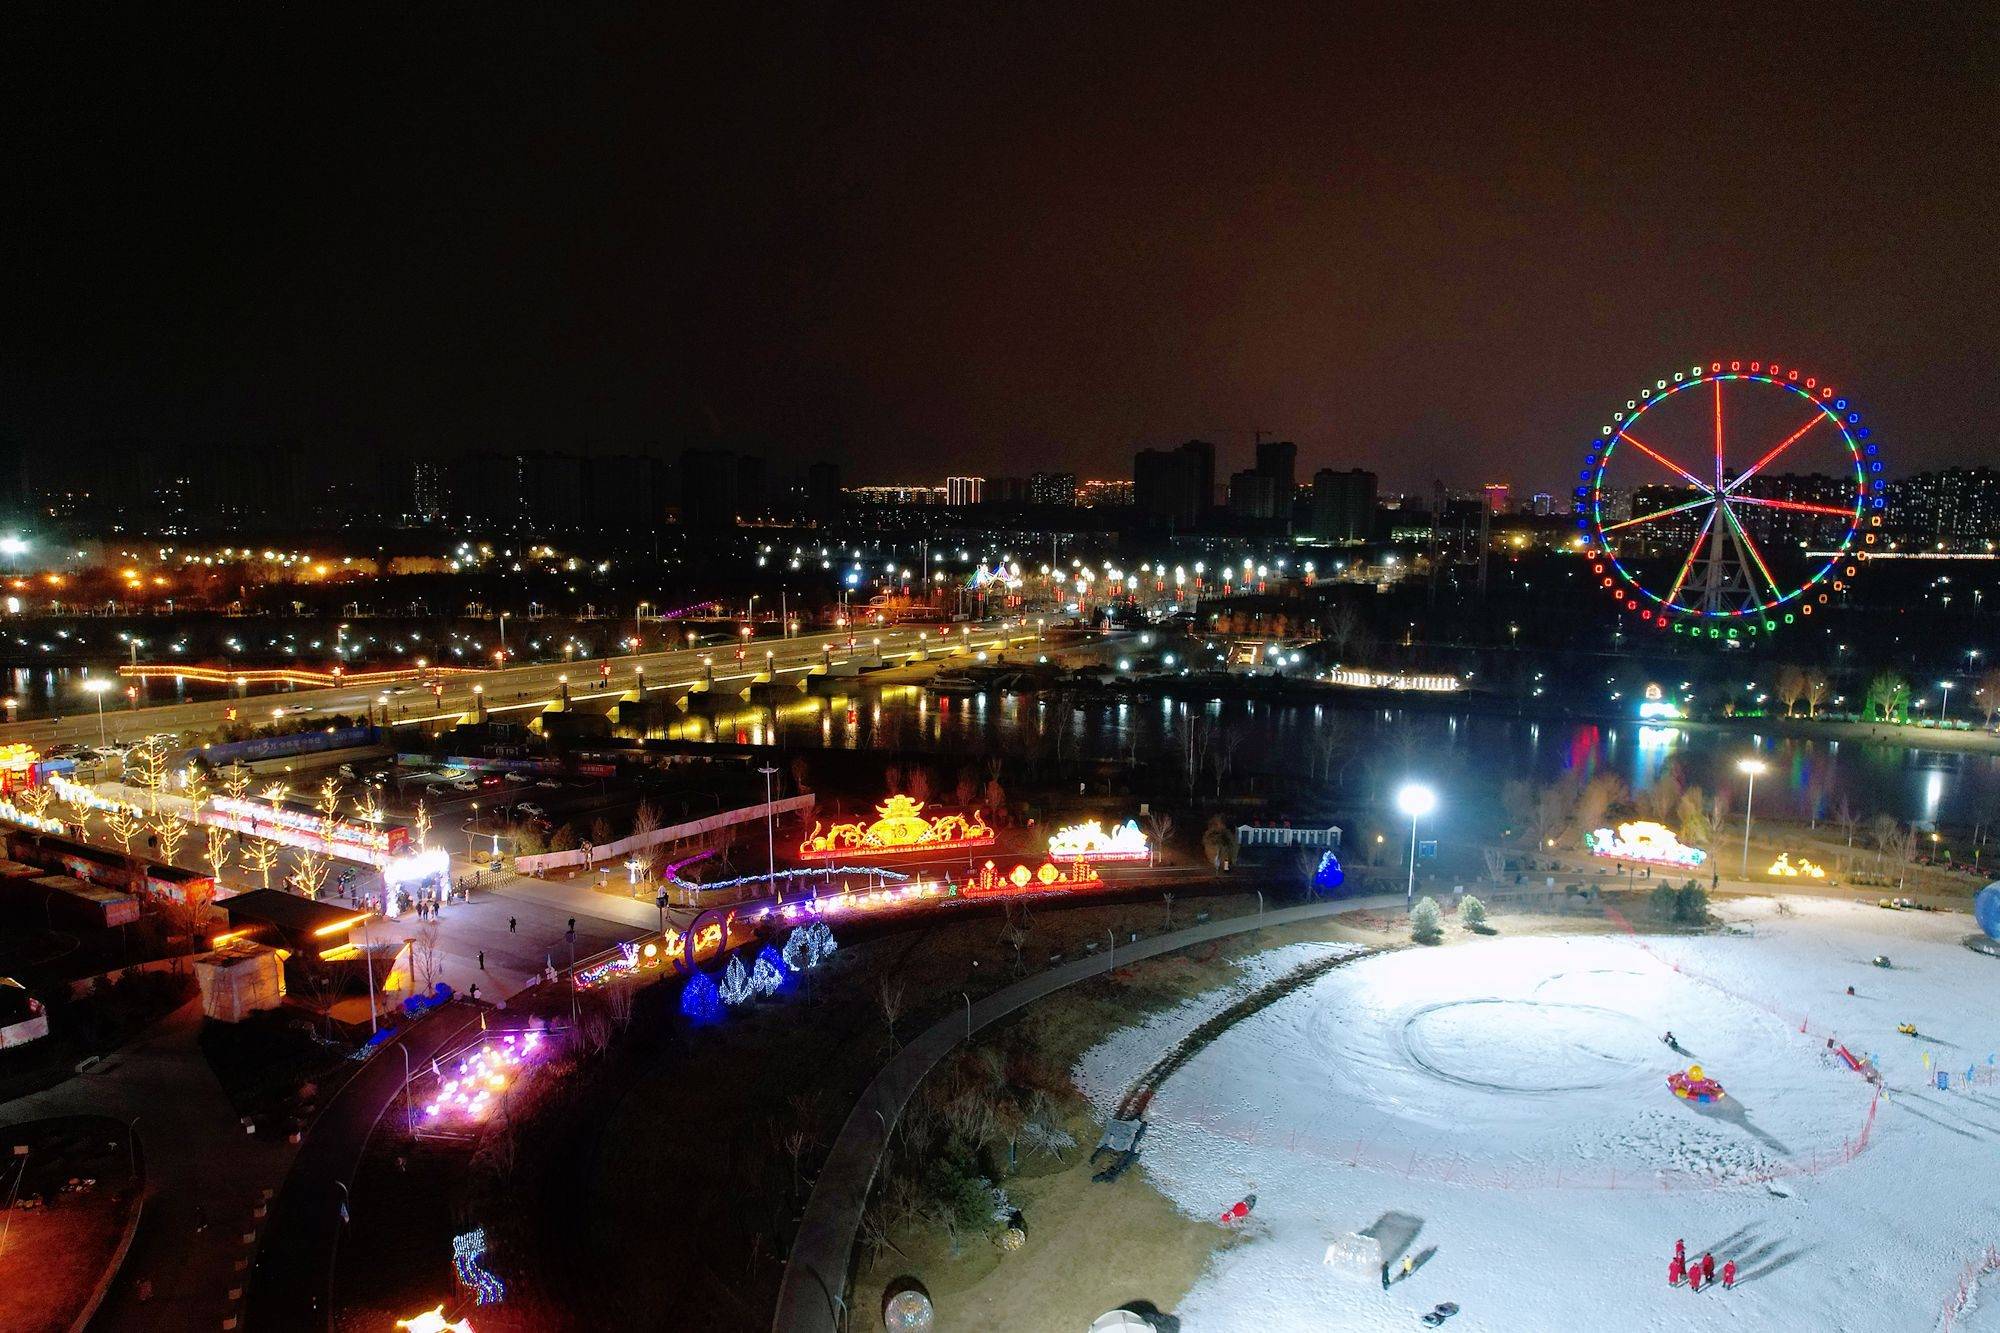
[771,891,1405,1332]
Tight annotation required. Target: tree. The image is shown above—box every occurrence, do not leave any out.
[124,738,171,811]
[1532,776,1578,851]
[414,918,444,993]
[414,799,433,850]
[1804,668,1832,718]
[180,768,210,813]
[1675,787,1712,851]
[631,800,661,839]
[1773,665,1808,717]
[680,972,723,1024]
[315,776,344,821]
[1866,670,1910,722]
[1143,810,1174,866]
[260,782,290,812]
[351,793,384,827]
[16,784,55,826]
[1200,815,1238,871]
[104,808,143,859]
[548,823,579,852]
[1977,668,2000,728]
[1410,895,1443,945]
[220,763,253,803]
[203,825,232,884]
[1571,773,1629,839]
[1649,882,1680,922]
[150,812,189,868]
[163,878,216,958]
[1675,882,1709,924]
[292,848,331,900]
[242,836,281,888]
[1457,894,1488,931]
[877,975,908,1042]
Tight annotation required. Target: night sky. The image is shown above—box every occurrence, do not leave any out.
[8,6,1995,491]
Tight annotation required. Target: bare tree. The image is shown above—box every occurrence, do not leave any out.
[1805,668,1832,718]
[104,808,144,859]
[413,798,433,850]
[631,799,661,839]
[204,824,232,885]
[219,763,253,803]
[414,918,444,993]
[876,975,908,1043]
[150,811,189,868]
[1978,668,2000,728]
[1773,665,1808,717]
[314,776,344,822]
[1143,810,1174,866]
[292,847,331,899]
[242,836,281,888]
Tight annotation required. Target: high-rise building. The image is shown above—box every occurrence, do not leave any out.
[1227,469,1280,522]
[679,448,742,530]
[1132,440,1214,531]
[1309,468,1377,543]
[1255,439,1297,523]
[1889,468,2000,545]
[1030,472,1077,506]
[984,476,1031,505]
[1077,479,1133,507]
[946,475,984,506]
[1483,482,1511,514]
[1531,492,1555,517]
[412,461,447,524]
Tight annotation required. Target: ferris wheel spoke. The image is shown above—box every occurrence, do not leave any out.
[1612,431,1713,494]
[1663,507,1718,610]
[1726,494,1856,518]
[1599,494,1713,534]
[1727,413,1826,492]
[1719,500,1783,605]
[1713,377,1726,490]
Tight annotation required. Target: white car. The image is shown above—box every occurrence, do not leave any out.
[516,801,548,819]
[450,779,479,793]
[501,773,529,785]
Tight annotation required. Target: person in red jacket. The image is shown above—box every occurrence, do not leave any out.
[1701,1252,1716,1284]
[1674,1238,1686,1265]
[1668,1257,1685,1286]
[1722,1260,1737,1288]
[1689,1267,1703,1292]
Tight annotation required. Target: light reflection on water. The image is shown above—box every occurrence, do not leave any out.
[629,687,2000,829]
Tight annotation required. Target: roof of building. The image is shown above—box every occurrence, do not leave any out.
[222,889,369,937]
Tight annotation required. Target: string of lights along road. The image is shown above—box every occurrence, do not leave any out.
[1578,360,1888,640]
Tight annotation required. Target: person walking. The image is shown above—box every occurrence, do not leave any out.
[1674,1238,1686,1265]
[1721,1260,1736,1289]
[1688,1267,1702,1293]
[477,950,486,971]
[1701,1252,1715,1285]
[508,916,517,934]
[1668,1256,1684,1286]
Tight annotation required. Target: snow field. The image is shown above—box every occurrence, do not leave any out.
[1075,899,2000,1332]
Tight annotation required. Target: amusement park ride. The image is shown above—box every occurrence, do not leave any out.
[1577,360,1886,641]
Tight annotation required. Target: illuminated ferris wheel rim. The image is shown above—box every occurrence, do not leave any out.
[1575,359,1888,639]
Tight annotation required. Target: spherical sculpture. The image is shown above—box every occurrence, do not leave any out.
[1975,883,2000,941]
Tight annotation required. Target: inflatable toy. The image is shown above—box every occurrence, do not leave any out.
[1666,1063,1725,1103]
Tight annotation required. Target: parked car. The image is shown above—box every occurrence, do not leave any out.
[501,773,529,785]
[534,779,562,789]
[451,779,479,792]
[516,801,548,820]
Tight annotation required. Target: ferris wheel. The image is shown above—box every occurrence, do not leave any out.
[1576,359,1886,640]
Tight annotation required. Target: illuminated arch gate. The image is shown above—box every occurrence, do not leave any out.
[1577,360,1886,640]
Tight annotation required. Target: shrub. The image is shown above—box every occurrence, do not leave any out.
[1457,894,1487,930]
[1649,883,1680,922]
[1411,896,1444,945]
[1675,883,1709,924]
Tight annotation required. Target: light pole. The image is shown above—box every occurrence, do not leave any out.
[759,763,779,899]
[1937,681,1954,724]
[83,678,111,744]
[1396,783,1436,902]
[1737,757,1766,879]
[362,913,378,1035]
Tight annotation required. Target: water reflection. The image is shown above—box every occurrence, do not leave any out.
[617,686,2000,830]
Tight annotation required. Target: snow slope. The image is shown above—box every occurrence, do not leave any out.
[1075,899,2000,1332]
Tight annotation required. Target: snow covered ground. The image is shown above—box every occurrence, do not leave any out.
[1075,899,2000,1332]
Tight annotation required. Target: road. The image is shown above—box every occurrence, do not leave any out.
[0,619,1043,751]
[242,1003,483,1332]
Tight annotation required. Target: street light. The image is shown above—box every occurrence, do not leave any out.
[759,763,779,900]
[1395,783,1437,902]
[1736,757,1767,879]
[82,678,112,744]
[1937,681,1954,724]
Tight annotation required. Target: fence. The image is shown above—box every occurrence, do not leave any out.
[1237,823,1342,849]
[1941,1245,2000,1331]
[511,794,815,874]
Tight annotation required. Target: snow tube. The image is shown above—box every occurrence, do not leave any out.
[1666,1064,1725,1103]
